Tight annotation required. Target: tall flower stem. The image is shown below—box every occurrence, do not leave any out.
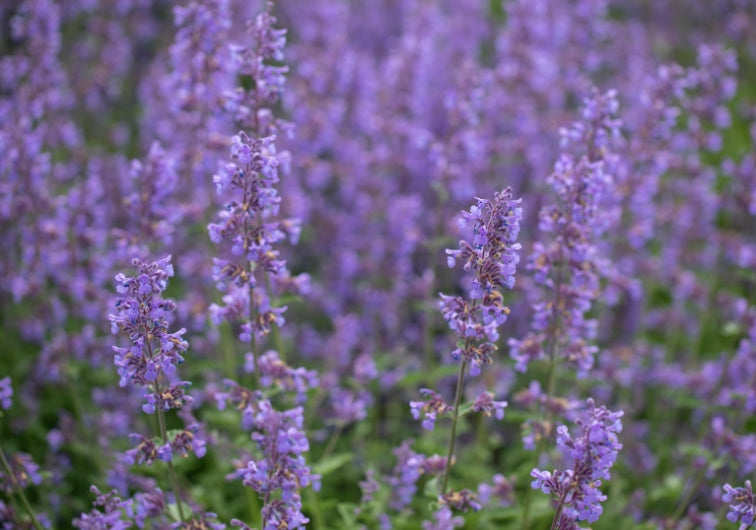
[156,400,186,522]
[147,335,187,523]
[549,498,566,530]
[522,262,565,530]
[441,358,468,494]
[0,445,44,530]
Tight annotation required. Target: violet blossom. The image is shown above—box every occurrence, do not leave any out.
[440,187,523,376]
[531,398,623,526]
[723,480,756,527]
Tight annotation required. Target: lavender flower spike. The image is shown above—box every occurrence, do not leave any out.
[434,187,521,495]
[440,187,522,375]
[109,256,188,409]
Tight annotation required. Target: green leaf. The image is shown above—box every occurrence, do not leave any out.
[423,476,440,499]
[336,503,357,526]
[312,453,353,476]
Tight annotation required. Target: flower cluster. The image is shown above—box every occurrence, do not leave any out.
[440,187,523,375]
[471,391,507,420]
[230,4,289,135]
[253,350,319,404]
[109,257,189,408]
[0,453,42,494]
[98,256,210,525]
[422,506,464,530]
[509,89,621,375]
[218,386,316,530]
[531,399,623,525]
[387,440,427,511]
[74,486,226,530]
[410,389,452,431]
[723,480,756,527]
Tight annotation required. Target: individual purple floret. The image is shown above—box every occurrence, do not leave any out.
[440,187,522,375]
[0,377,11,410]
[422,505,464,530]
[410,389,452,431]
[723,480,756,527]
[471,391,507,420]
[531,399,623,525]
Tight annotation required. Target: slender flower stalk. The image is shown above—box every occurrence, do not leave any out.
[515,89,622,528]
[208,6,317,529]
[208,3,305,380]
[425,188,522,495]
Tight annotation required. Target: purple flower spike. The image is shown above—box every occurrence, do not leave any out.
[110,256,187,394]
[509,89,621,376]
[439,188,522,373]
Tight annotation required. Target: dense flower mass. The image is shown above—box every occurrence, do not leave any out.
[2,1,756,529]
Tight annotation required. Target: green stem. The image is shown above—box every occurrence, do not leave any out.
[441,359,468,495]
[154,380,187,523]
[248,259,261,389]
[0,445,44,530]
[320,424,343,463]
[245,488,260,526]
[220,321,237,380]
[550,497,565,530]
[522,261,565,530]
[305,483,325,529]
[249,332,260,389]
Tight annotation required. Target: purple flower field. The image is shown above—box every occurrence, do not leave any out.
[1,1,755,528]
